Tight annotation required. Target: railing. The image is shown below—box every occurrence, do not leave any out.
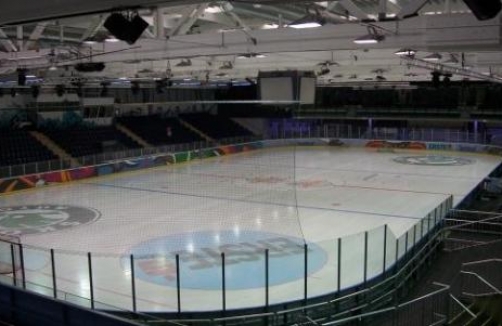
[0,125,496,179]
[0,135,258,178]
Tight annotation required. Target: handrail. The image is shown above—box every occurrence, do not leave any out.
[449,294,477,319]
[460,271,502,294]
[444,215,502,231]
[463,259,502,267]
[398,283,450,308]
[321,307,395,326]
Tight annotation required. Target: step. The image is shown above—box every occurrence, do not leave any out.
[29,131,80,168]
[116,124,152,148]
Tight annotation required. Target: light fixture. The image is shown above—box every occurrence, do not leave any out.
[105,37,120,43]
[48,64,58,71]
[353,27,385,44]
[423,53,442,61]
[175,59,192,67]
[262,23,279,29]
[205,6,224,14]
[288,13,326,29]
[83,38,98,45]
[237,53,267,59]
[394,48,416,57]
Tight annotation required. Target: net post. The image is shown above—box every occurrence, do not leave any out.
[364,231,368,285]
[10,244,16,286]
[221,252,226,313]
[50,249,57,299]
[19,244,26,289]
[337,238,342,292]
[304,243,308,305]
[383,225,388,273]
[265,249,269,309]
[88,252,94,309]
[130,254,137,312]
[176,254,181,314]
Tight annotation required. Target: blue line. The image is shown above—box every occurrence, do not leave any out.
[83,181,425,221]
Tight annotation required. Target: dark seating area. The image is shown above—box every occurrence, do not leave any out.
[44,126,141,158]
[0,130,57,166]
[180,112,253,139]
[118,115,203,146]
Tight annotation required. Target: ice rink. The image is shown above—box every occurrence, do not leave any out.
[0,146,500,312]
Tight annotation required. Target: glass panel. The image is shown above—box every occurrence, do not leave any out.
[397,232,407,261]
[385,227,397,272]
[0,239,16,285]
[91,254,136,311]
[22,245,53,297]
[415,220,423,243]
[307,238,337,298]
[366,226,385,282]
[53,250,91,308]
[340,232,365,290]
[179,249,223,312]
[225,248,266,310]
[406,228,415,253]
[268,238,304,305]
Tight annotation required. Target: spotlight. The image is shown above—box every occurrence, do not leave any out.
[103,12,149,45]
[288,13,326,29]
[394,49,416,57]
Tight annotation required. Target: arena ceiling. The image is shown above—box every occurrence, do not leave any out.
[1,0,502,85]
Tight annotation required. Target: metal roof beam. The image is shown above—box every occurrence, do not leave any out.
[25,22,49,50]
[397,0,429,19]
[339,0,369,21]
[0,29,18,52]
[170,4,209,36]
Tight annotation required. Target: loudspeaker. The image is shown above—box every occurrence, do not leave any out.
[104,13,148,45]
[463,0,501,20]
[127,15,149,45]
[103,13,130,41]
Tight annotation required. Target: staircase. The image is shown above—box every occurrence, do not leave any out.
[29,131,80,168]
[449,295,502,326]
[116,123,152,148]
[177,118,215,143]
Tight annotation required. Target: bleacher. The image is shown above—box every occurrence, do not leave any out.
[180,112,253,139]
[44,126,141,158]
[118,115,203,146]
[0,130,57,166]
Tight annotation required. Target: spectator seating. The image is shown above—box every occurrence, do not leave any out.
[118,115,203,146]
[180,113,253,139]
[44,126,141,158]
[0,130,57,166]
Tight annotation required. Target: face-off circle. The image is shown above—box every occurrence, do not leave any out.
[123,230,328,290]
[393,155,475,166]
[0,205,101,236]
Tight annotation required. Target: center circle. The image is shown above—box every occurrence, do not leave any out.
[123,231,328,290]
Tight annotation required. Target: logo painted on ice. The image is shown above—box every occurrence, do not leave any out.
[393,155,475,166]
[0,205,100,236]
[124,231,328,290]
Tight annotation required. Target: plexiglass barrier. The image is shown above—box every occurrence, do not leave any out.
[0,195,452,314]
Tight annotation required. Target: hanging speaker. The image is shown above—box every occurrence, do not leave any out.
[104,13,148,45]
[462,0,501,20]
